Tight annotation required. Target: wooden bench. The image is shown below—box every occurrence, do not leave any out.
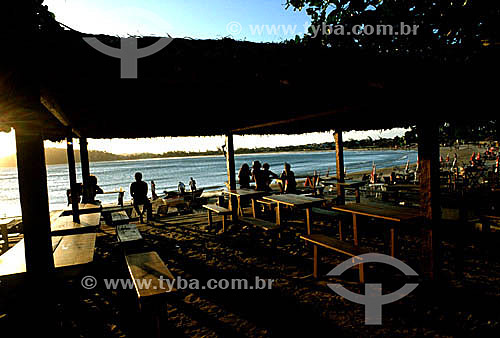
[300,234,370,283]
[117,224,143,243]
[110,210,130,226]
[203,204,231,231]
[239,216,280,247]
[125,251,175,337]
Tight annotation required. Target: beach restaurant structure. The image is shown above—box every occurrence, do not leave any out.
[0,1,498,332]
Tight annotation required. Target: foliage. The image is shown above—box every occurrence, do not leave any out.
[285,0,499,60]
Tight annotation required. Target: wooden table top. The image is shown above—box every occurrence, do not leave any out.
[62,203,102,216]
[0,233,96,276]
[51,212,101,235]
[263,194,325,207]
[332,203,422,222]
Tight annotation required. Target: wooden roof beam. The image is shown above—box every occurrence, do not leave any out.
[40,90,81,138]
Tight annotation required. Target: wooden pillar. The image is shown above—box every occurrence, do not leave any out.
[225,134,238,222]
[66,137,80,223]
[80,137,91,203]
[15,128,54,275]
[417,122,441,280]
[335,130,345,205]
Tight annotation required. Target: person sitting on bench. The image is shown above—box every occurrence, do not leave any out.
[130,172,152,224]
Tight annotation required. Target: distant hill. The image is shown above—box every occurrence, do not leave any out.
[0,138,411,168]
[0,148,126,167]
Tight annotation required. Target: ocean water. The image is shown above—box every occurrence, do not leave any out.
[0,150,417,218]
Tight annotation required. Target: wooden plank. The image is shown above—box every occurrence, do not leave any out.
[125,252,176,303]
[117,224,143,243]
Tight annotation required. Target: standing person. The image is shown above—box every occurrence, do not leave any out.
[261,163,278,191]
[189,177,197,191]
[279,162,296,194]
[151,181,158,200]
[251,160,267,191]
[130,172,152,224]
[238,163,251,189]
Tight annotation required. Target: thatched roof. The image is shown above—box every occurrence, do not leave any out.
[1,26,498,140]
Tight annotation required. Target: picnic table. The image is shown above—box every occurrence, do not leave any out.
[263,194,325,234]
[331,203,422,256]
[223,189,269,217]
[51,212,101,236]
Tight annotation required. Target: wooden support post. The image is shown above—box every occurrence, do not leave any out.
[335,130,345,205]
[80,137,91,203]
[417,122,441,280]
[67,137,80,223]
[15,129,55,274]
[225,134,238,222]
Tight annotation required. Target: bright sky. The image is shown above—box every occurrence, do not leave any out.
[0,1,409,158]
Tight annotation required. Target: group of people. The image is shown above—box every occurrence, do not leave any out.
[238,161,297,193]
[178,177,197,194]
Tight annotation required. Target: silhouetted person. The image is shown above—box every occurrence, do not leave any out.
[130,172,152,224]
[279,162,296,194]
[151,181,158,200]
[252,160,267,191]
[189,177,197,191]
[88,175,104,204]
[238,163,251,189]
[261,163,278,191]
